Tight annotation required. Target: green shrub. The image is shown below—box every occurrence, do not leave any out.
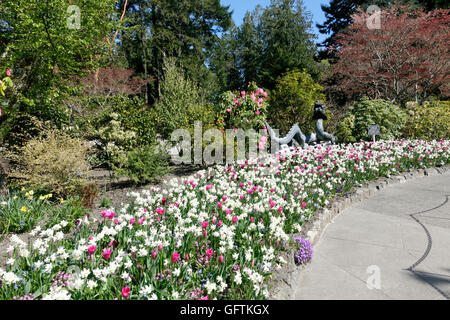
[268,69,326,135]
[153,58,212,139]
[339,97,407,142]
[403,100,450,140]
[215,81,268,131]
[6,128,90,197]
[112,144,172,185]
[336,114,357,143]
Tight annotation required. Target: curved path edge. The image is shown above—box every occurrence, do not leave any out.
[268,165,450,300]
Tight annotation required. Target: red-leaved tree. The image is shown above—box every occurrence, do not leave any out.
[329,5,449,103]
[75,67,151,109]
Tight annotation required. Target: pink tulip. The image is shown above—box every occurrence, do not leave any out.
[301,202,307,208]
[218,255,224,263]
[6,69,11,77]
[172,252,180,263]
[225,208,232,215]
[206,248,214,258]
[103,248,112,260]
[121,287,130,299]
[185,254,189,261]
[155,208,165,215]
[138,217,145,225]
[232,216,238,224]
[201,221,209,229]
[129,218,135,225]
[152,250,157,259]
[114,218,119,225]
[87,245,96,255]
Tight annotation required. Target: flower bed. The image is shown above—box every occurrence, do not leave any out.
[1,139,449,300]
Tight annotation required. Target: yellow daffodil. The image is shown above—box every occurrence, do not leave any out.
[20,206,28,213]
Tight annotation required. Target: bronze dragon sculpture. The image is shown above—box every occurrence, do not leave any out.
[264,102,336,150]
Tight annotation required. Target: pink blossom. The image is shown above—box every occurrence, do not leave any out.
[218,220,223,226]
[102,248,112,260]
[232,216,238,224]
[87,245,96,255]
[152,250,157,259]
[226,108,231,113]
[206,248,214,258]
[185,254,189,261]
[138,217,146,225]
[301,202,307,208]
[155,208,165,215]
[121,287,130,299]
[114,218,119,225]
[218,255,224,263]
[225,208,232,215]
[241,91,245,97]
[129,218,135,225]
[222,196,227,202]
[101,210,115,219]
[6,69,11,77]
[172,252,180,263]
[201,221,209,229]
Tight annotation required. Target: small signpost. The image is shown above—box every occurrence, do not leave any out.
[368,125,380,142]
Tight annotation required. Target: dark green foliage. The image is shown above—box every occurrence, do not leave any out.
[337,97,407,142]
[234,0,318,90]
[120,0,232,103]
[112,145,172,185]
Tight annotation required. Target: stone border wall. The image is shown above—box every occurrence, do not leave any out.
[268,165,450,300]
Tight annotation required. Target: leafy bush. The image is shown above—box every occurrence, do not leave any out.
[154,58,213,140]
[338,97,407,142]
[268,70,325,135]
[6,129,90,197]
[336,114,356,143]
[215,82,268,131]
[112,145,172,185]
[403,100,450,140]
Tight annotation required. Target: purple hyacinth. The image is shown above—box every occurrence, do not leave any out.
[293,237,313,265]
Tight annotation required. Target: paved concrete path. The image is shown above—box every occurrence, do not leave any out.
[294,172,450,300]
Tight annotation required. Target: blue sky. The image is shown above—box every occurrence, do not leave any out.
[220,0,331,44]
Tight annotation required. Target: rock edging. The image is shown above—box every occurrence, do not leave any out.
[268,164,450,300]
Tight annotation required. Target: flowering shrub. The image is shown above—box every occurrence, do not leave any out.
[215,82,268,132]
[0,139,449,300]
[293,237,312,265]
[0,69,13,118]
